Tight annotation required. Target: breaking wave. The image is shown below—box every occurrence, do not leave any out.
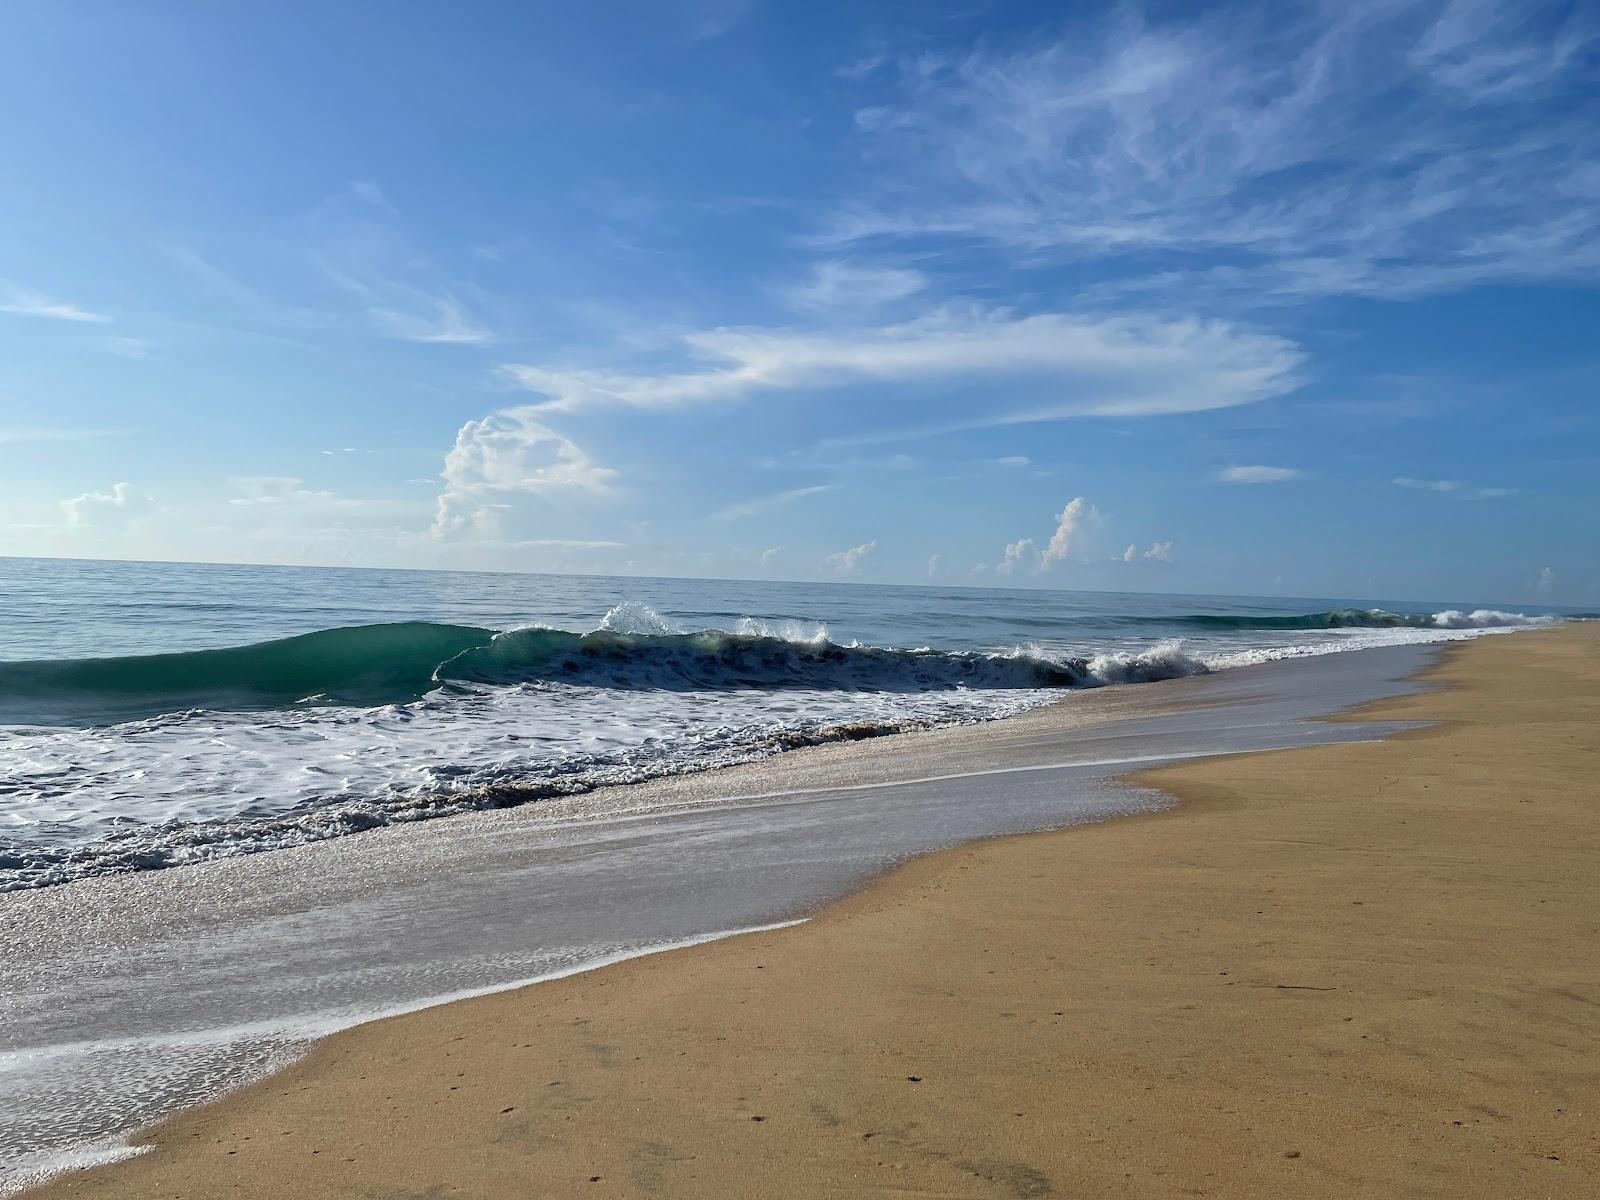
[0,608,1220,727]
[1156,607,1557,632]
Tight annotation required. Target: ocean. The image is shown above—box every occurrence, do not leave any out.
[0,555,1570,893]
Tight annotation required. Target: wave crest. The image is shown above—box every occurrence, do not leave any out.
[1166,607,1554,631]
[439,626,1087,692]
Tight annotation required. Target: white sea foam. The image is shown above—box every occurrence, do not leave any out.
[1427,608,1555,629]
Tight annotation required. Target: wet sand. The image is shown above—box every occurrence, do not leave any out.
[27,623,1600,1198]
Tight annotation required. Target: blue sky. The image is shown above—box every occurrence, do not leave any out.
[1,0,1595,604]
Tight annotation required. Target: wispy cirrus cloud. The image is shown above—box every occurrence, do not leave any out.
[168,183,497,346]
[367,296,493,345]
[1,286,111,323]
[777,260,928,313]
[1394,476,1517,497]
[227,476,335,506]
[501,306,1303,428]
[0,427,131,446]
[512,537,626,550]
[827,1,1599,300]
[711,484,835,522]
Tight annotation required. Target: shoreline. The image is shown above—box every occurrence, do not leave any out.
[3,623,1516,896]
[16,625,1598,1196]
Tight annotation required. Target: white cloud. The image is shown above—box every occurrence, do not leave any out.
[926,553,942,577]
[1122,543,1137,563]
[1394,476,1461,492]
[1535,566,1556,593]
[1041,497,1097,566]
[828,3,1600,299]
[106,336,151,358]
[995,537,1035,575]
[502,307,1303,427]
[822,539,877,574]
[227,476,336,506]
[307,186,496,345]
[682,0,753,42]
[0,427,130,446]
[761,546,783,565]
[1219,465,1302,484]
[433,408,617,539]
[1143,540,1173,562]
[370,296,493,345]
[712,484,835,521]
[348,179,396,214]
[1394,476,1517,498]
[778,260,929,312]
[993,455,1031,467]
[1,287,111,323]
[987,497,1101,577]
[61,482,152,528]
[511,538,626,550]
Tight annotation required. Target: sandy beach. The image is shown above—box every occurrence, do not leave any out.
[27,622,1599,1198]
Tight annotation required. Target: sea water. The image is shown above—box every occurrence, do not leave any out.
[0,556,1571,892]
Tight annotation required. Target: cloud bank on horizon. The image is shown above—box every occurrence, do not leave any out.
[0,0,1593,604]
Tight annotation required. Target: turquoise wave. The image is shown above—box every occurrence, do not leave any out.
[0,620,1091,726]
[0,622,495,725]
[1154,607,1555,631]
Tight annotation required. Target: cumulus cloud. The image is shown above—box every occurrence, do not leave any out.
[432,407,617,539]
[995,537,1036,576]
[1041,497,1097,567]
[823,539,877,574]
[1143,540,1173,562]
[1122,543,1138,563]
[1,286,111,323]
[926,553,942,577]
[1219,465,1302,484]
[61,482,152,528]
[760,546,783,566]
[501,307,1303,427]
[828,2,1600,300]
[987,497,1102,577]
[1535,566,1556,593]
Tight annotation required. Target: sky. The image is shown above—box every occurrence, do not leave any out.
[1,0,1596,605]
